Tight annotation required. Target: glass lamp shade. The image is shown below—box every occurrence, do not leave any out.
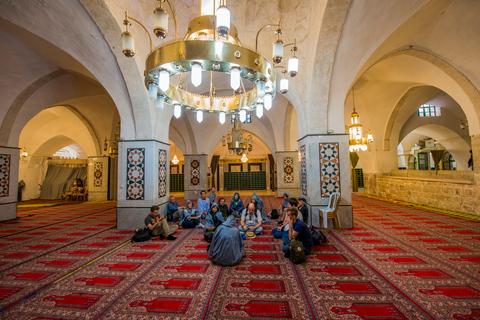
[256,102,264,118]
[272,39,284,64]
[367,132,373,142]
[153,7,168,39]
[264,93,272,110]
[156,95,164,111]
[121,31,135,57]
[174,104,182,119]
[219,111,226,124]
[288,56,299,77]
[256,80,266,99]
[196,109,203,123]
[172,155,179,164]
[280,78,289,94]
[159,70,170,92]
[241,154,248,163]
[191,62,202,87]
[230,67,241,90]
[216,5,230,37]
[239,109,247,122]
[148,82,158,101]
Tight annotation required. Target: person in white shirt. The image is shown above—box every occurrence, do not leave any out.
[238,203,263,235]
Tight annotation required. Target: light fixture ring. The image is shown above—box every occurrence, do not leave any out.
[145,39,276,113]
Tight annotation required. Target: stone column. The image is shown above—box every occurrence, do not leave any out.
[184,154,208,200]
[87,156,109,201]
[117,140,170,229]
[471,134,480,216]
[276,151,300,197]
[297,134,353,227]
[0,146,19,221]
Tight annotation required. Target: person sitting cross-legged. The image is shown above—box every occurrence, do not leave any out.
[238,203,263,235]
[217,197,230,221]
[180,200,204,229]
[197,190,210,219]
[272,198,303,239]
[229,192,244,217]
[208,215,245,266]
[145,205,178,240]
[204,203,225,243]
[276,193,289,225]
[165,195,183,222]
[252,192,270,223]
[282,207,313,256]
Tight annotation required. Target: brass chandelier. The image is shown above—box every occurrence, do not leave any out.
[121,0,300,123]
[348,87,373,152]
[222,114,252,156]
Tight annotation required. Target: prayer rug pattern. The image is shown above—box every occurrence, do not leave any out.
[2,195,480,319]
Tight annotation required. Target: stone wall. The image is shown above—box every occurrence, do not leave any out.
[364,172,478,216]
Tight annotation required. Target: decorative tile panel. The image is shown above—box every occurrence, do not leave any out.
[319,143,340,197]
[158,149,167,198]
[126,148,145,200]
[300,145,307,196]
[0,154,11,197]
[190,160,200,186]
[93,162,103,187]
[283,157,294,184]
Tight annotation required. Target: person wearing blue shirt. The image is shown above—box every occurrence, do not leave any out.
[282,207,312,255]
[180,200,203,229]
[165,195,183,222]
[197,190,210,219]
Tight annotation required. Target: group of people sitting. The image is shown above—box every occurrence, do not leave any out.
[144,190,313,266]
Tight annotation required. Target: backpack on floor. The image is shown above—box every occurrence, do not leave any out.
[270,209,279,219]
[288,240,306,264]
[310,225,327,246]
[132,227,151,242]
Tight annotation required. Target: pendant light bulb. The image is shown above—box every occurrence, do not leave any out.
[256,102,264,118]
[264,93,272,110]
[191,62,202,87]
[239,109,247,123]
[272,39,284,64]
[230,67,241,90]
[216,3,230,38]
[219,111,226,124]
[148,82,158,101]
[153,6,168,39]
[121,31,135,58]
[288,56,299,77]
[174,104,182,119]
[159,70,170,92]
[280,78,289,94]
[156,95,164,111]
[256,80,266,99]
[196,109,203,123]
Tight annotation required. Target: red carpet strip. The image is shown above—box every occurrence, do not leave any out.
[1,195,479,319]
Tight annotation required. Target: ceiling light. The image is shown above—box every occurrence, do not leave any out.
[121,1,301,118]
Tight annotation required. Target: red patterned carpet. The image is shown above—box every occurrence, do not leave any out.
[0,195,479,319]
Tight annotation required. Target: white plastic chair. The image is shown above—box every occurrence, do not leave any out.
[319,192,341,231]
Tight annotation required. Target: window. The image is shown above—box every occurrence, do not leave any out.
[231,114,252,124]
[417,152,428,170]
[418,105,440,117]
[442,152,456,170]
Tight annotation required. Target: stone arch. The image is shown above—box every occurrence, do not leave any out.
[0,69,67,146]
[53,105,101,156]
[368,49,480,150]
